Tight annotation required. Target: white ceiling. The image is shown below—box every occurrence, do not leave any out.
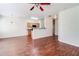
[0,3,79,19]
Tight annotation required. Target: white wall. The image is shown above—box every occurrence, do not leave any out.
[44,16,53,36]
[0,17,27,38]
[59,6,79,47]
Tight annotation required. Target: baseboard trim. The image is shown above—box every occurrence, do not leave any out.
[0,35,27,39]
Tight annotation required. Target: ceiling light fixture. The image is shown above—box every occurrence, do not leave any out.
[31,17,38,20]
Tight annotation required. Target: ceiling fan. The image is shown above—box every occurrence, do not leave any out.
[30,3,50,11]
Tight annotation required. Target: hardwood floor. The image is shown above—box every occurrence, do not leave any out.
[0,36,79,56]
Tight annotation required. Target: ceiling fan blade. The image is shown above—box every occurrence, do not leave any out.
[40,3,50,5]
[30,6,34,10]
[40,6,44,11]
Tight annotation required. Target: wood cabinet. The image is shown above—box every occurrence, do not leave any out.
[27,29,32,37]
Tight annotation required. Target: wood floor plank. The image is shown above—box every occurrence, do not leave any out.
[0,36,79,56]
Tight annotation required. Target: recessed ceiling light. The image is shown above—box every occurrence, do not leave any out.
[31,17,38,20]
[53,14,57,19]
